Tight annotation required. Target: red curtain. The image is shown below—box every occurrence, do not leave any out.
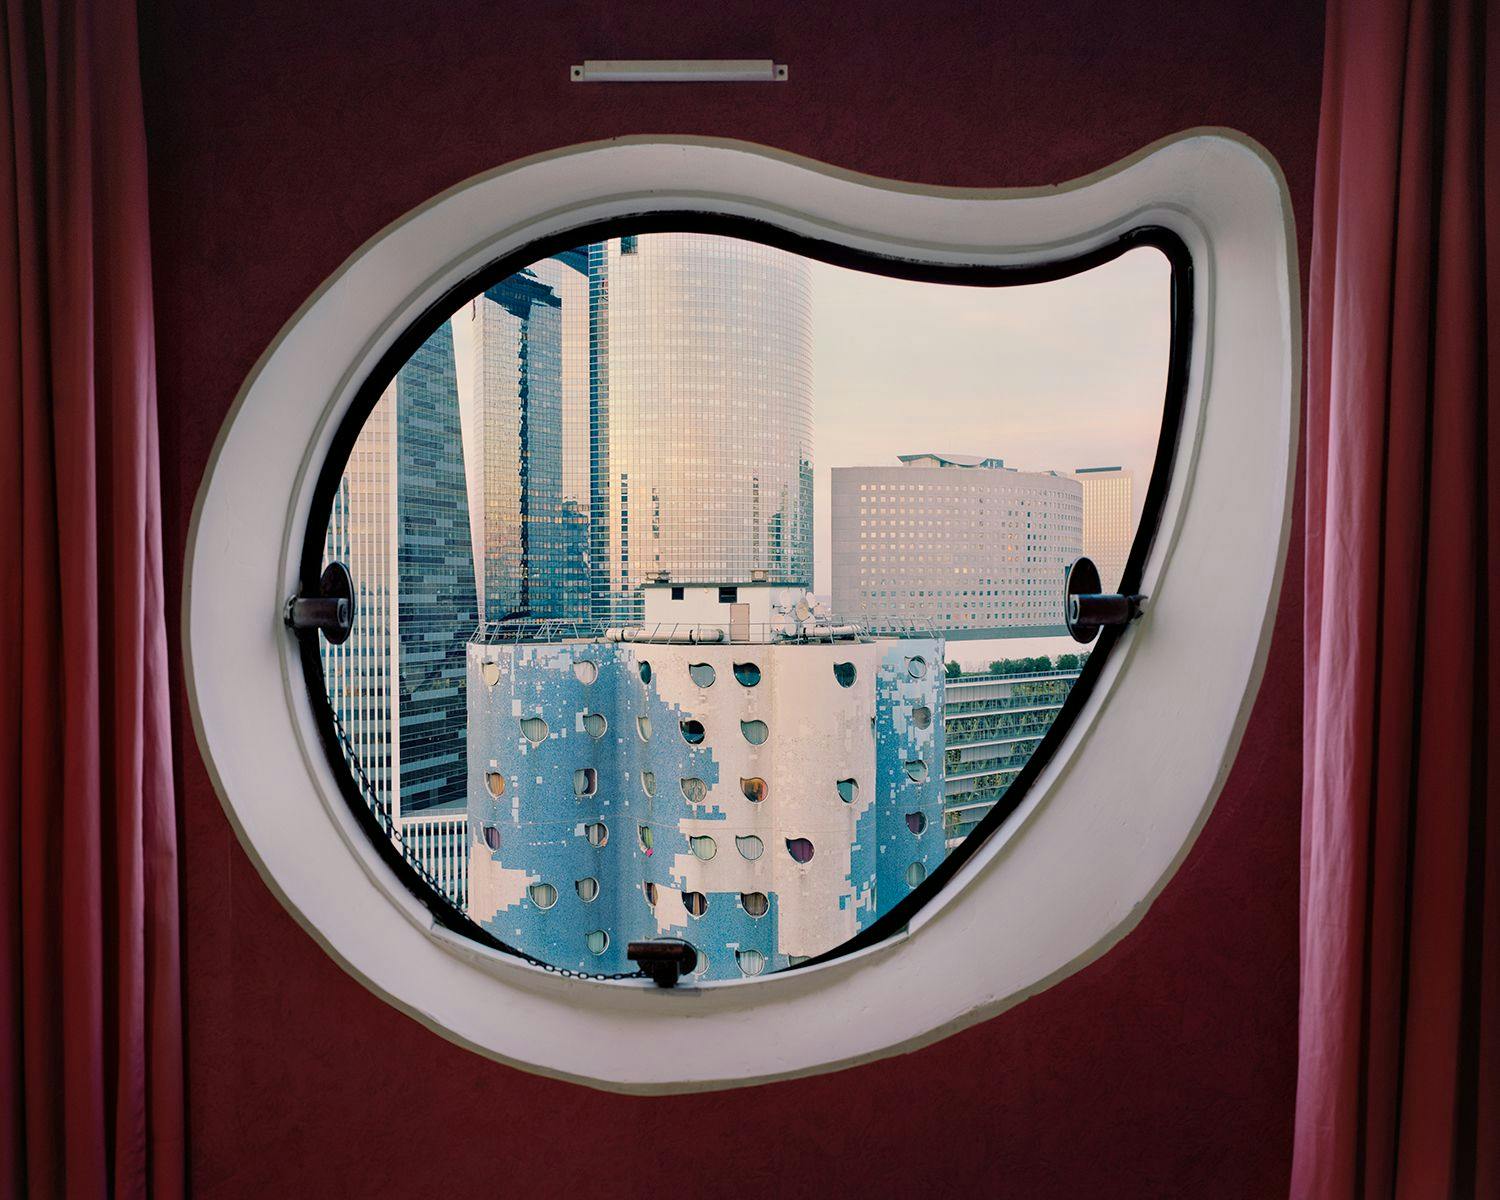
[1,0,184,1195]
[1296,0,1497,1195]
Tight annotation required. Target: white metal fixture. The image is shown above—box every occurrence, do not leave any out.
[570,59,788,83]
[184,132,1298,1093]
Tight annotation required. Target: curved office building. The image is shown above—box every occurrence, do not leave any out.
[588,233,814,623]
[830,454,1084,635]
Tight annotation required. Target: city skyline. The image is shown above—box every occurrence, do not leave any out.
[431,233,1169,629]
[318,230,1169,972]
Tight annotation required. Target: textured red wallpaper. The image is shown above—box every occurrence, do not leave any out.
[140,2,1321,1195]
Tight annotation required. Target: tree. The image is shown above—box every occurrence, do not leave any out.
[944,660,962,678]
[987,655,1054,676]
[1055,652,1079,670]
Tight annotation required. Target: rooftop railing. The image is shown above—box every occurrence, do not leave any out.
[945,667,1084,685]
[470,617,945,646]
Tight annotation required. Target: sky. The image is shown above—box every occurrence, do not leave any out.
[446,238,1172,668]
[807,246,1172,602]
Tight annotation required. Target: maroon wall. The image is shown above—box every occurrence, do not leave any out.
[141,3,1321,1195]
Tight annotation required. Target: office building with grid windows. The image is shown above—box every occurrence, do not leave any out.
[322,322,479,821]
[1073,465,1134,592]
[829,453,1083,637]
[322,389,400,818]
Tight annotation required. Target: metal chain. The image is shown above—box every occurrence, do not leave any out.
[327,706,649,983]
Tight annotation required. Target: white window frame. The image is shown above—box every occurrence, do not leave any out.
[184,131,1298,1092]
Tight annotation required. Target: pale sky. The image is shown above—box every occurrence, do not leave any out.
[809,246,1172,598]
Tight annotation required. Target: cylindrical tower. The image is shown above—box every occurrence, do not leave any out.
[588,233,814,623]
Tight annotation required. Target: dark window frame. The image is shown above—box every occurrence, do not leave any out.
[294,212,1193,975]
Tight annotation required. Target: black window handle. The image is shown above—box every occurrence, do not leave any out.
[1065,556,1146,644]
[627,939,698,988]
[285,562,356,645]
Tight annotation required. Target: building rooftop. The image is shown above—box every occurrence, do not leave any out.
[896,452,1010,470]
[639,579,787,589]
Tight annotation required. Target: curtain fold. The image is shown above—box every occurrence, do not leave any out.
[1295,0,1496,1195]
[1,0,184,1196]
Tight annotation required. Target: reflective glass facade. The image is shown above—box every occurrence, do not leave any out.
[462,271,574,621]
[528,252,592,618]
[394,322,479,813]
[587,234,814,624]
[324,323,478,820]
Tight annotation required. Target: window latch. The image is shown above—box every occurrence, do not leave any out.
[627,939,698,988]
[1065,556,1146,644]
[285,562,356,645]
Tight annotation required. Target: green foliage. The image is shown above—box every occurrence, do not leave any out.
[1055,653,1079,670]
[944,660,962,678]
[987,655,1054,675]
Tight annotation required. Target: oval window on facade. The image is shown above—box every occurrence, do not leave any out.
[690,835,717,861]
[528,882,558,910]
[688,663,716,688]
[298,217,1182,984]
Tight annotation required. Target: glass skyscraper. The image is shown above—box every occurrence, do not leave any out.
[528,251,591,619]
[324,322,478,819]
[322,390,399,816]
[586,234,814,624]
[395,321,479,813]
[324,231,814,870]
[463,272,562,621]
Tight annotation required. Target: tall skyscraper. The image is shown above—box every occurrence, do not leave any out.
[396,321,480,813]
[458,258,598,624]
[830,453,1083,635]
[322,390,399,816]
[529,251,591,621]
[1073,466,1134,592]
[323,321,478,820]
[586,234,814,624]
